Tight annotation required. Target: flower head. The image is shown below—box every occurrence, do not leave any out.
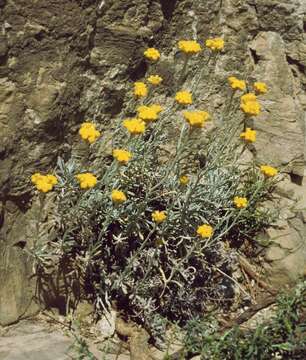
[152,210,167,224]
[183,110,210,128]
[254,82,268,94]
[240,128,256,143]
[205,38,224,51]
[113,149,132,164]
[144,48,160,61]
[241,93,257,104]
[137,105,159,122]
[123,118,146,134]
[228,76,246,91]
[260,165,278,177]
[31,173,58,193]
[75,173,97,189]
[175,90,192,105]
[178,40,202,54]
[148,75,163,85]
[111,189,127,204]
[79,122,101,143]
[240,101,261,116]
[134,82,148,97]
[197,224,213,238]
[179,175,189,185]
[233,196,248,209]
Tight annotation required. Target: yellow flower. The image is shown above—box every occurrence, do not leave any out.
[150,104,163,114]
[260,165,278,177]
[46,175,58,185]
[175,90,193,105]
[75,173,97,189]
[111,189,127,204]
[31,173,58,193]
[205,38,224,51]
[241,93,257,104]
[178,40,202,54]
[254,82,268,94]
[179,175,189,185]
[123,118,146,134]
[134,82,148,97]
[79,122,101,143]
[144,48,160,61]
[152,210,167,224]
[137,105,159,122]
[240,101,261,116]
[233,196,248,209]
[113,149,132,164]
[183,110,210,128]
[240,128,256,143]
[148,75,163,85]
[228,76,246,91]
[197,224,213,238]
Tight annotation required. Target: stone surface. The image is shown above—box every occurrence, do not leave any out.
[0,0,306,324]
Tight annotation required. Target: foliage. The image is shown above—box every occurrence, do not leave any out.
[29,40,278,338]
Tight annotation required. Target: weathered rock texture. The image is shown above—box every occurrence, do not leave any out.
[0,0,305,324]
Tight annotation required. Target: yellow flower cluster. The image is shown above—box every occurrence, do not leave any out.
[228,76,246,91]
[111,189,127,204]
[137,104,162,122]
[240,93,261,116]
[179,175,189,185]
[148,75,163,85]
[152,210,167,224]
[183,110,210,128]
[260,165,278,177]
[31,173,58,193]
[254,82,268,94]
[178,40,202,54]
[233,196,248,209]
[197,224,213,238]
[144,48,160,61]
[123,118,146,134]
[75,173,97,189]
[79,122,101,143]
[205,38,224,51]
[240,128,256,143]
[134,82,148,97]
[175,90,193,105]
[113,149,132,164]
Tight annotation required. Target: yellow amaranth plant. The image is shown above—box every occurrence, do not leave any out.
[260,165,278,177]
[175,90,193,105]
[134,82,148,97]
[144,48,160,61]
[228,76,246,91]
[75,173,97,189]
[148,75,163,85]
[137,105,159,122]
[31,173,58,193]
[240,128,256,143]
[111,189,127,204]
[79,122,101,143]
[197,224,213,238]
[123,118,146,134]
[183,110,210,128]
[178,40,202,54]
[233,196,248,209]
[179,175,189,185]
[152,210,167,224]
[113,149,132,164]
[254,82,268,94]
[205,38,224,51]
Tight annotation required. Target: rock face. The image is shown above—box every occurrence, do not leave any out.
[0,0,306,324]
